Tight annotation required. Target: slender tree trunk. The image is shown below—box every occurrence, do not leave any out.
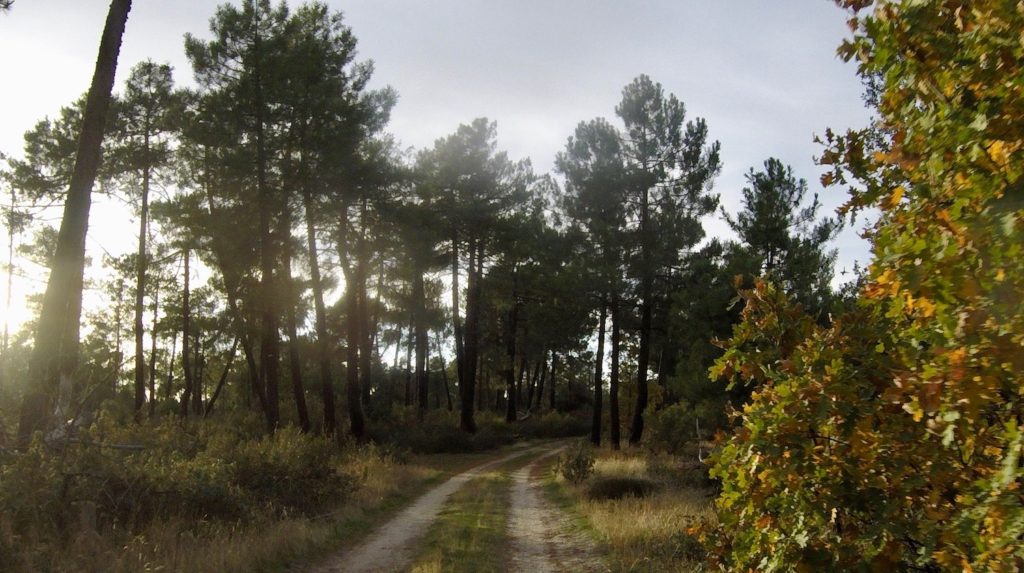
[344,265,365,440]
[179,248,193,418]
[609,293,621,450]
[549,351,558,411]
[1,188,13,394]
[450,233,465,395]
[132,135,151,420]
[413,260,428,421]
[357,200,373,411]
[164,330,176,400]
[504,279,518,423]
[192,329,203,415]
[17,0,132,447]
[591,300,607,446]
[281,214,310,432]
[252,15,280,432]
[148,277,158,417]
[460,237,482,433]
[404,309,414,408]
[526,356,541,410]
[630,186,653,446]
[301,187,336,435]
[204,336,239,416]
[435,332,453,411]
[534,349,548,411]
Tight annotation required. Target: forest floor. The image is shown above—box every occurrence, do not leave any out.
[309,441,605,573]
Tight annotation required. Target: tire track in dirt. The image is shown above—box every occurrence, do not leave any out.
[507,448,606,573]
[309,444,555,573]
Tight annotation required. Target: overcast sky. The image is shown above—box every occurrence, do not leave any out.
[0,0,874,331]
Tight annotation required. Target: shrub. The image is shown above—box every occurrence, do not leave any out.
[585,476,657,500]
[555,440,595,484]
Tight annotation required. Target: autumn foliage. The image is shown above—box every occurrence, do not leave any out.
[706,1,1024,570]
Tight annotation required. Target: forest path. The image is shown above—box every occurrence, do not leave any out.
[310,443,557,573]
[507,448,606,573]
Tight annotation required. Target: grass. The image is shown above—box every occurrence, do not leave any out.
[0,441,542,573]
[407,450,540,573]
[544,450,715,573]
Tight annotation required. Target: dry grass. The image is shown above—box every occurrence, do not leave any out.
[548,452,715,573]
[1,447,443,573]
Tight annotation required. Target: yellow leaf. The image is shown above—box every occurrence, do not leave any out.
[988,140,1009,166]
[888,186,905,207]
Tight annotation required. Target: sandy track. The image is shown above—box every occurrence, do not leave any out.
[309,444,550,573]
[507,448,605,573]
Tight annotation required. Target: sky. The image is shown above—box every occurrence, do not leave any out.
[0,0,875,335]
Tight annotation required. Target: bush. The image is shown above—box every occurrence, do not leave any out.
[555,440,595,484]
[585,476,657,500]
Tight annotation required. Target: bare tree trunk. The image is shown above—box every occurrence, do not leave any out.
[204,336,239,416]
[148,277,158,417]
[17,0,132,447]
[413,261,428,421]
[164,330,176,400]
[630,186,653,446]
[591,299,607,446]
[450,233,465,397]
[357,200,373,411]
[504,277,519,423]
[302,187,335,435]
[252,13,280,432]
[460,237,483,433]
[534,348,548,411]
[609,293,621,450]
[179,248,193,418]
[281,214,310,432]
[435,332,452,411]
[191,328,203,415]
[1,188,13,394]
[549,352,558,411]
[132,133,151,420]
[341,209,365,441]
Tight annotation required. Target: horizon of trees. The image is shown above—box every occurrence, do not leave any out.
[0,0,845,450]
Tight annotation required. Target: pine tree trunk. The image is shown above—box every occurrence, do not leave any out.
[630,186,653,446]
[357,202,373,410]
[132,135,151,421]
[302,187,336,435]
[609,293,621,450]
[148,277,158,417]
[460,238,483,433]
[504,279,518,423]
[179,248,193,418]
[252,14,280,432]
[549,351,558,411]
[191,328,203,415]
[281,213,310,432]
[342,210,365,441]
[17,0,132,447]
[591,300,607,446]
[451,234,465,395]
[413,261,428,421]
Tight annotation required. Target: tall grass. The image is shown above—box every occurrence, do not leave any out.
[547,452,715,573]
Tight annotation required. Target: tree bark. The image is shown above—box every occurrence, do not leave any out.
[504,276,519,423]
[609,293,621,450]
[17,0,133,447]
[179,248,193,418]
[630,185,653,446]
[460,237,483,433]
[301,186,336,435]
[204,336,239,416]
[357,200,373,411]
[252,12,280,432]
[591,300,607,446]
[450,233,465,393]
[148,277,158,417]
[132,130,151,421]
[281,212,310,432]
[549,351,558,411]
[342,209,365,441]
[413,260,428,421]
